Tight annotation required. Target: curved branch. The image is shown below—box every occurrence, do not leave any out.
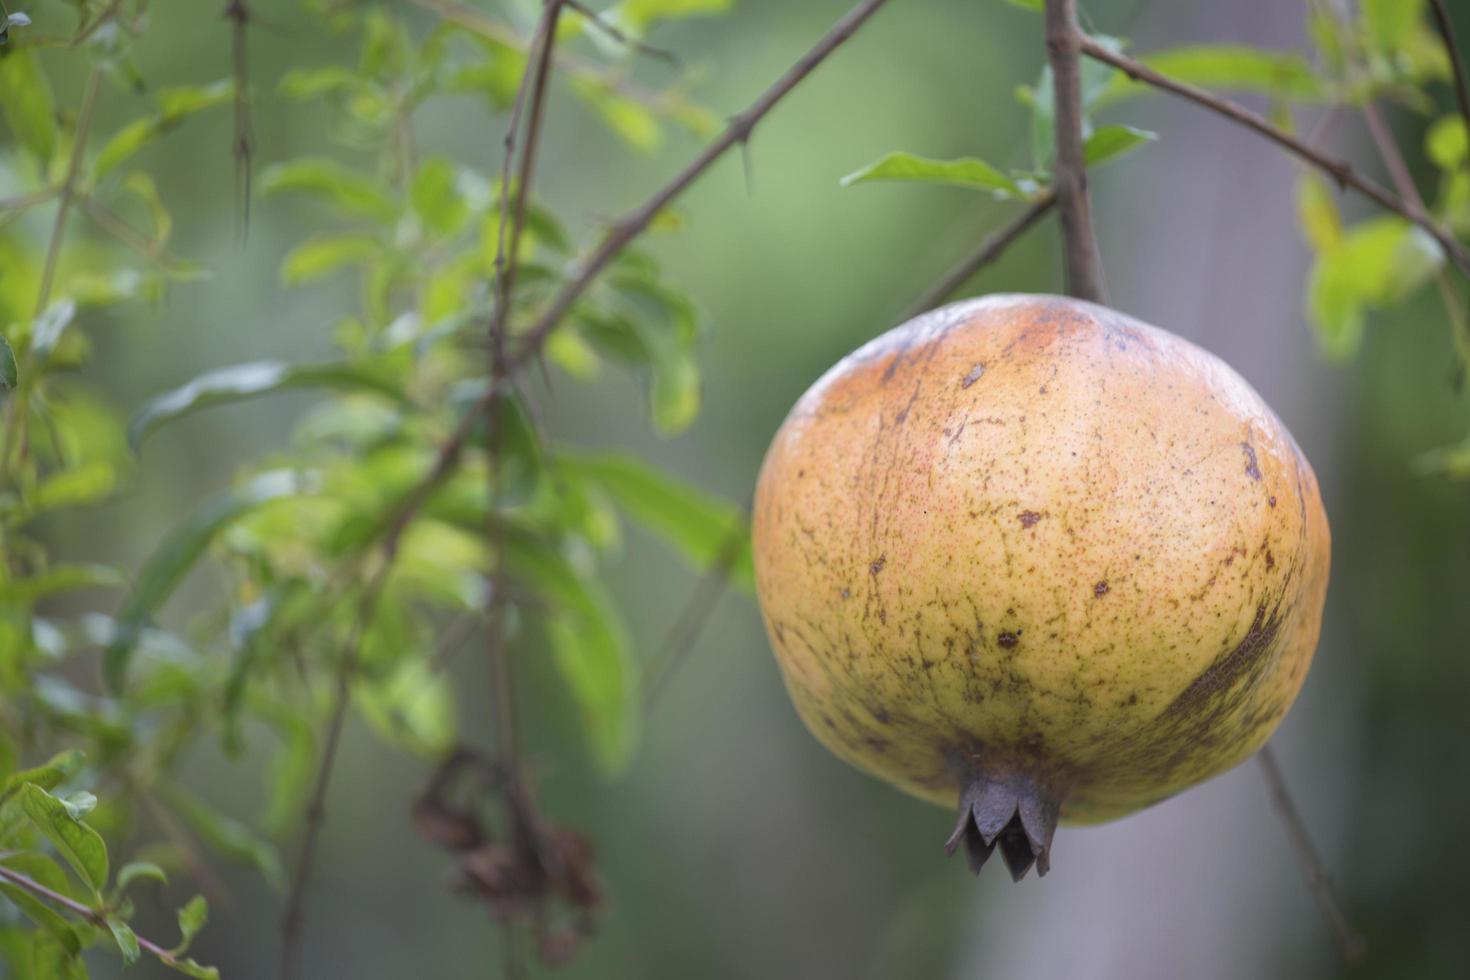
[1080,37,1470,279]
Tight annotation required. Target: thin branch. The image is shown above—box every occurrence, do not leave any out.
[224,1,254,232]
[0,864,203,972]
[1080,37,1470,279]
[279,565,390,980]
[1256,744,1367,963]
[483,0,566,859]
[340,0,896,596]
[901,192,1056,320]
[642,519,749,711]
[564,0,678,64]
[1361,101,1470,372]
[509,0,899,367]
[1428,0,1470,156]
[1045,0,1106,304]
[405,0,685,115]
[36,68,102,316]
[0,185,59,215]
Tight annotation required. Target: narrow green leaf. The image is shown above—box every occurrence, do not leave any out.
[1,333,16,391]
[1413,437,1470,479]
[93,81,233,179]
[0,854,83,956]
[116,861,168,891]
[104,470,317,691]
[1083,124,1157,167]
[30,300,77,361]
[1362,0,1425,52]
[1,751,86,803]
[159,784,285,890]
[500,530,638,773]
[559,451,752,587]
[280,235,382,286]
[1296,173,1342,252]
[174,895,207,953]
[410,158,469,237]
[261,158,399,223]
[129,360,402,450]
[357,658,457,757]
[169,958,221,980]
[28,929,87,979]
[0,48,57,166]
[106,917,140,966]
[841,151,1025,198]
[18,784,108,893]
[1306,217,1442,359]
[1427,115,1468,172]
[1005,0,1042,9]
[616,0,731,32]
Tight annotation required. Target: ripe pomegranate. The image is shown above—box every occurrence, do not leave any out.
[752,295,1329,879]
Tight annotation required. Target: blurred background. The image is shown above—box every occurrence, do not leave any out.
[9,0,1470,977]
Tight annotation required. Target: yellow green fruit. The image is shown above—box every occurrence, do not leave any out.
[751,295,1330,879]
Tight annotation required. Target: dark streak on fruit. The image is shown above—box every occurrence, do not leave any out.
[961,363,985,388]
[1019,510,1043,528]
[1241,440,1263,481]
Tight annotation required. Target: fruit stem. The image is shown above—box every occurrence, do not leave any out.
[944,771,1060,881]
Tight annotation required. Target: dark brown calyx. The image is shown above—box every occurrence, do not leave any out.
[943,772,1060,881]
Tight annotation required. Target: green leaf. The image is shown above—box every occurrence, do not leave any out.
[28,929,87,979]
[18,784,108,893]
[1296,173,1342,252]
[0,751,85,804]
[0,563,125,607]
[174,895,207,953]
[0,854,83,956]
[1005,0,1042,9]
[261,159,399,223]
[1306,217,1443,359]
[615,0,732,33]
[279,66,370,101]
[1083,124,1157,167]
[129,360,402,450]
[1363,0,1425,52]
[1,333,16,391]
[1427,115,1467,172]
[840,151,1026,198]
[1414,436,1470,479]
[93,81,234,179]
[410,158,469,236]
[116,861,168,891]
[104,470,317,691]
[357,658,457,757]
[169,958,222,979]
[500,530,638,773]
[106,917,140,966]
[0,48,57,166]
[159,784,285,890]
[1100,45,1325,105]
[280,234,382,285]
[559,451,752,587]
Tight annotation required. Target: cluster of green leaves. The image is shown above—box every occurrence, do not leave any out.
[847,0,1470,476]
[2,0,746,974]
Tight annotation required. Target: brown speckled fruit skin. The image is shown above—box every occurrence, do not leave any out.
[752,295,1330,824]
